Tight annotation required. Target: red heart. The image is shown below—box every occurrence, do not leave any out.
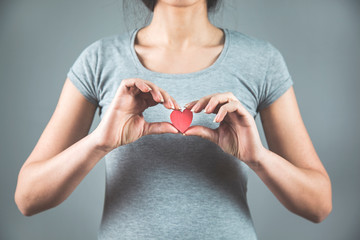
[170,108,193,133]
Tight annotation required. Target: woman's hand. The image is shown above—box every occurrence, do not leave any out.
[92,78,181,152]
[183,92,266,166]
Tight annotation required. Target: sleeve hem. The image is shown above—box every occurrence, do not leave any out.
[257,77,294,112]
[67,69,99,106]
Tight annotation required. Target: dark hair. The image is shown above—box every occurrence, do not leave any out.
[140,0,221,13]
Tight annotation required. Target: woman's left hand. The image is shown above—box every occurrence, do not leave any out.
[183,92,266,166]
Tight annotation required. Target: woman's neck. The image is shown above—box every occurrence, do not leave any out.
[138,1,221,50]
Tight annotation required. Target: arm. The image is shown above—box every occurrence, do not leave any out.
[183,86,332,222]
[15,77,180,216]
[14,78,108,216]
[256,86,332,223]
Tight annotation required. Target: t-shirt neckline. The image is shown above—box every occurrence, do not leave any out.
[129,27,230,79]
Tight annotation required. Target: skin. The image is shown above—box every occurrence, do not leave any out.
[15,0,332,223]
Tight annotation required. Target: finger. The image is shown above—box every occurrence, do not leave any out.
[183,125,217,144]
[148,86,164,104]
[138,79,165,104]
[133,82,152,96]
[121,78,152,94]
[143,121,179,136]
[214,101,249,123]
[214,102,236,123]
[143,80,179,110]
[190,92,238,113]
[204,92,238,114]
[169,95,181,110]
[158,88,176,110]
[190,94,216,113]
[117,79,149,99]
[184,100,198,110]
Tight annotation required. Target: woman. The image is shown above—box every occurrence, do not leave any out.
[15,0,332,239]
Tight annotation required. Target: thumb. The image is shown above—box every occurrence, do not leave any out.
[184,125,217,144]
[144,122,179,136]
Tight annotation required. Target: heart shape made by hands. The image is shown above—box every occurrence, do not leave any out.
[170,108,193,133]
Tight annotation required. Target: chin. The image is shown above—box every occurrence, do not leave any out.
[157,0,203,8]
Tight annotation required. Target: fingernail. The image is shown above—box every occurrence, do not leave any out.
[148,87,152,91]
[213,116,218,122]
[160,97,164,103]
[182,133,186,136]
[204,109,207,113]
[171,102,175,109]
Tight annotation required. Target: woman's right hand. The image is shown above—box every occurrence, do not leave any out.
[15,78,181,216]
[92,78,181,152]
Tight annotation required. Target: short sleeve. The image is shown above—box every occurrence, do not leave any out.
[257,42,294,111]
[66,41,100,106]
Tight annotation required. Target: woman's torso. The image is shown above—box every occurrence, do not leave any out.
[68,26,280,239]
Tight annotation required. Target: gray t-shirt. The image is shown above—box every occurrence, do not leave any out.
[67,27,293,239]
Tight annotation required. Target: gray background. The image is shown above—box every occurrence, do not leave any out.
[1,0,359,239]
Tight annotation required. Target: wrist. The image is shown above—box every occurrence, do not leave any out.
[246,146,270,172]
[88,129,115,154]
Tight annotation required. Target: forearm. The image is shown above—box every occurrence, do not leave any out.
[15,132,109,216]
[250,148,332,223]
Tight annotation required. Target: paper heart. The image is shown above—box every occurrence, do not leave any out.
[170,108,193,133]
